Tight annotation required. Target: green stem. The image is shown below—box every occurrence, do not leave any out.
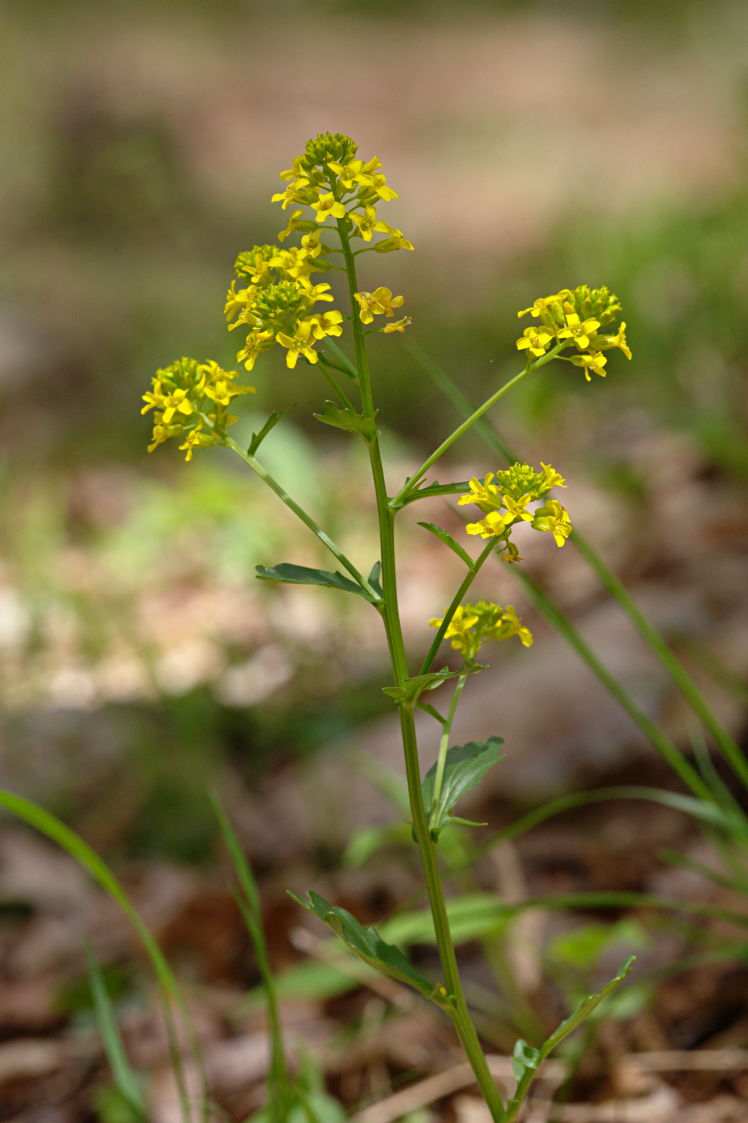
[336,218,506,1121]
[430,673,468,828]
[420,539,497,674]
[223,435,378,601]
[391,345,563,509]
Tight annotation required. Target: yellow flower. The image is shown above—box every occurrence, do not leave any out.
[516,325,554,358]
[178,426,213,462]
[457,473,501,511]
[276,321,319,368]
[298,278,335,304]
[328,157,381,191]
[373,227,414,252]
[517,292,568,322]
[502,493,533,522]
[236,329,274,370]
[271,185,306,210]
[568,351,608,381]
[277,209,318,242]
[598,321,632,360]
[531,499,572,546]
[354,286,404,324]
[204,377,255,408]
[224,281,257,325]
[349,206,390,241]
[143,385,194,424]
[382,316,411,334]
[147,417,180,453]
[465,510,513,538]
[313,192,347,223]
[368,173,398,202]
[557,312,600,351]
[538,463,567,491]
[432,604,480,654]
[500,605,534,648]
[308,310,344,340]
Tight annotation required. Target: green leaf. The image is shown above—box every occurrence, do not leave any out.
[313,400,377,440]
[540,956,636,1058]
[415,701,447,724]
[367,560,383,597]
[256,563,371,600]
[391,479,470,510]
[88,950,147,1119]
[415,480,470,499]
[94,1085,147,1123]
[507,958,635,1119]
[245,960,358,1005]
[343,822,410,868]
[382,665,483,706]
[549,919,648,971]
[247,409,290,456]
[289,890,439,1001]
[382,893,513,947]
[512,1038,541,1083]
[417,522,474,568]
[421,738,504,838]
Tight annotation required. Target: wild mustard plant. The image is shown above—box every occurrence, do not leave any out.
[143,132,634,1121]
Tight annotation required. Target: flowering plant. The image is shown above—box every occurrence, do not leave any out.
[143,132,633,1121]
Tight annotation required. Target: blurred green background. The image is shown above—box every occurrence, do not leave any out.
[2,0,747,859]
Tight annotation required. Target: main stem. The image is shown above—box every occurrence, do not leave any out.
[337,221,506,1121]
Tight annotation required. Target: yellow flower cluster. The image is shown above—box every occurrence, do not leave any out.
[429,601,533,661]
[459,462,572,558]
[141,358,255,460]
[225,240,344,371]
[272,131,412,252]
[221,133,414,372]
[516,285,631,380]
